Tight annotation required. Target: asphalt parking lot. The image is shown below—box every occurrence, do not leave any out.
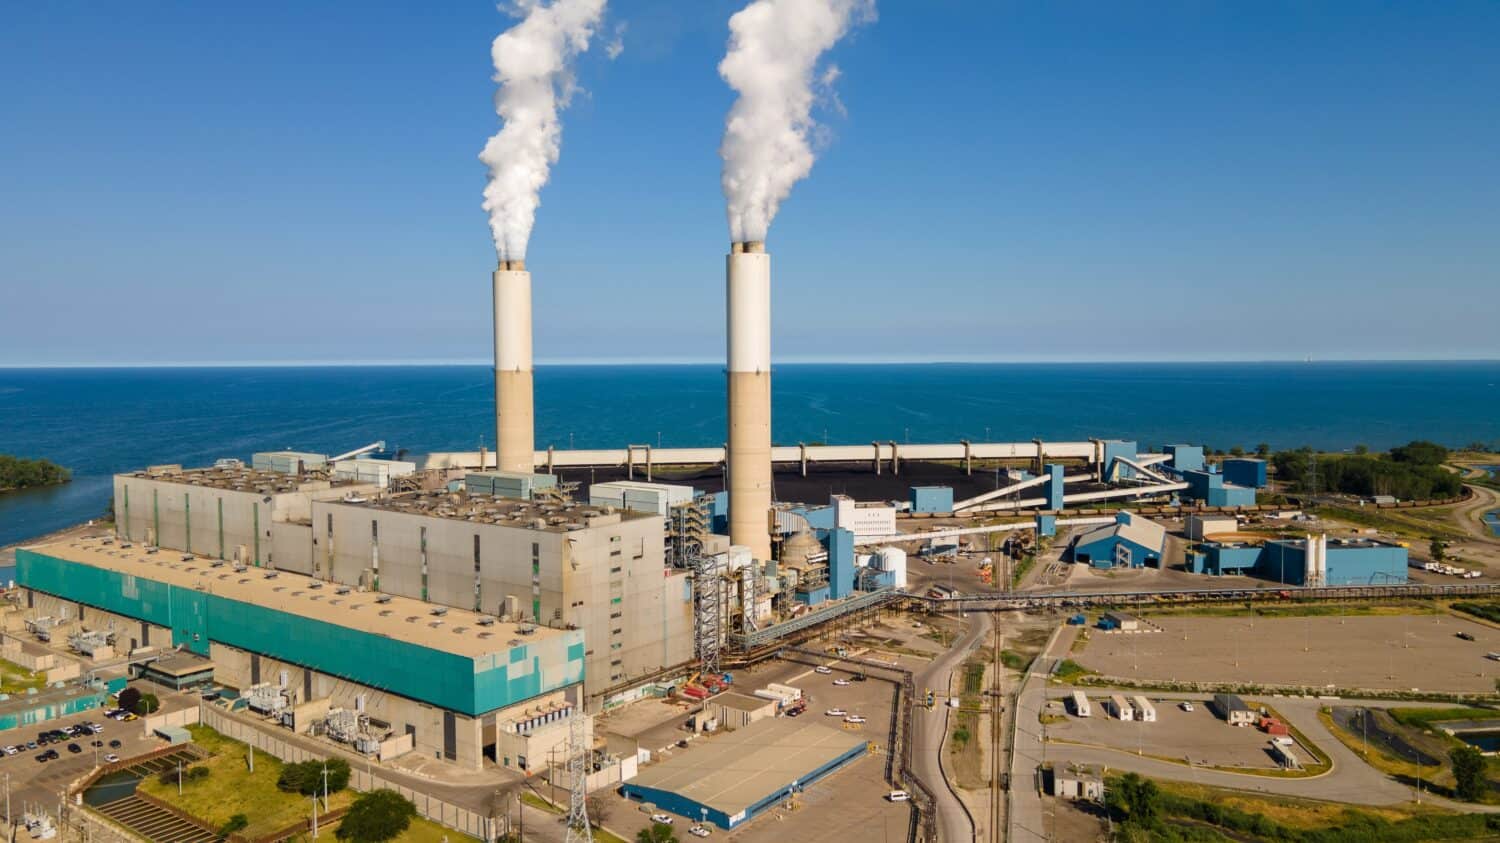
[1077,613,1500,693]
[1048,695,1289,769]
[0,685,189,821]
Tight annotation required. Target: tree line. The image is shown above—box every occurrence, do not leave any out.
[0,454,70,492]
[1271,440,1463,501]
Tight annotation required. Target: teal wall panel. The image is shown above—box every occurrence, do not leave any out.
[17,550,585,716]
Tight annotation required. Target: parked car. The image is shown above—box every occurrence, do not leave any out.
[844,715,867,724]
[833,679,850,686]
[67,743,82,754]
[887,790,910,802]
[650,814,674,825]
[1180,702,1194,712]
[1,746,15,756]
[104,754,119,764]
[108,740,122,749]
[825,708,846,717]
[24,742,37,751]
[689,826,712,837]
[814,666,832,674]
[1458,632,1477,641]
[851,673,867,682]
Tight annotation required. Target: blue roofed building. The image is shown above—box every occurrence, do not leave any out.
[1070,512,1168,569]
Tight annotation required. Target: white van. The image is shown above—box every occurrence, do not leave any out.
[887,790,910,802]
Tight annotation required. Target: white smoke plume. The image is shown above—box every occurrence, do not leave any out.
[718,0,874,243]
[480,0,607,261]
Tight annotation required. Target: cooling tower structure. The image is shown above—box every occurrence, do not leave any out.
[493,260,534,474]
[727,241,773,561]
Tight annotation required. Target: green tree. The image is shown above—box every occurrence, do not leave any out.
[117,687,141,712]
[135,693,160,715]
[1390,440,1448,466]
[1108,772,1161,824]
[218,814,249,837]
[637,823,679,843]
[1354,444,1370,455]
[1255,443,1270,458]
[1451,745,1487,802]
[335,790,417,842]
[0,455,71,492]
[277,759,351,796]
[1431,538,1448,562]
[1229,446,1245,457]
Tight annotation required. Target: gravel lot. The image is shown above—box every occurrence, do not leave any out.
[1076,613,1500,693]
[1048,695,1286,769]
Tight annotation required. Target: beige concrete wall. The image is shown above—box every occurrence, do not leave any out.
[23,589,169,652]
[113,475,374,565]
[313,501,693,702]
[207,641,486,770]
[271,521,314,575]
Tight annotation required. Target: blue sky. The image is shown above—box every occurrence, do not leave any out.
[2,1,1497,366]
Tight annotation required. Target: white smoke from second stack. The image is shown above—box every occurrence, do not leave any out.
[718,0,874,242]
[480,0,607,261]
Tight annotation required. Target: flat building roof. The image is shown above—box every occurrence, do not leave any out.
[120,465,369,495]
[24,537,565,661]
[711,693,776,714]
[626,717,866,819]
[326,489,655,534]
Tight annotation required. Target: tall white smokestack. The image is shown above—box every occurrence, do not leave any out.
[718,0,871,559]
[479,0,607,473]
[727,241,773,561]
[494,259,534,473]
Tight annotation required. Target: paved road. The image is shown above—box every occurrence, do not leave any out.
[1033,687,1500,816]
[1454,484,1500,541]
[912,611,988,843]
[1006,624,1072,843]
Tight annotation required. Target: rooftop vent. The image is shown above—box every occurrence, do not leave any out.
[476,617,497,627]
[405,616,418,623]
[379,610,393,617]
[428,621,444,629]
[336,587,351,596]
[264,572,279,580]
[375,595,393,604]
[308,581,323,590]
[429,607,448,617]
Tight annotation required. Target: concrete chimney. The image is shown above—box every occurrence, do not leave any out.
[493,261,534,474]
[727,240,772,561]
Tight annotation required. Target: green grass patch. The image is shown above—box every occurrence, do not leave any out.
[1052,659,1097,683]
[137,724,354,837]
[1453,603,1500,625]
[0,657,46,695]
[1389,707,1500,731]
[521,792,562,814]
[1116,774,1500,842]
[1142,600,1441,620]
[1000,650,1034,672]
[962,660,986,694]
[1311,504,1466,542]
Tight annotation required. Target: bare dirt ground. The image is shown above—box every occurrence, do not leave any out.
[1075,613,1500,694]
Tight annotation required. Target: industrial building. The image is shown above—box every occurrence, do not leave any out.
[306,490,693,697]
[1222,458,1268,489]
[621,717,867,829]
[1070,512,1167,569]
[111,463,382,570]
[1192,535,1408,586]
[17,537,586,770]
[1181,469,1257,508]
[112,459,695,705]
[1185,514,1238,541]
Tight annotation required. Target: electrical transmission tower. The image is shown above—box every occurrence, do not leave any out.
[563,711,593,843]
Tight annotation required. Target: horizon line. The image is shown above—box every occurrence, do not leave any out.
[2,353,1499,369]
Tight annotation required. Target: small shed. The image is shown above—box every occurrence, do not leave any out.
[708,692,777,730]
[1050,763,1104,800]
[155,725,192,745]
[1212,693,1255,726]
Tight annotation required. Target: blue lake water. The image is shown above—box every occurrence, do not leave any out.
[1,361,1498,548]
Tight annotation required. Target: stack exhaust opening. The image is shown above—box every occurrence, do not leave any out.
[726,240,773,561]
[492,260,534,474]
